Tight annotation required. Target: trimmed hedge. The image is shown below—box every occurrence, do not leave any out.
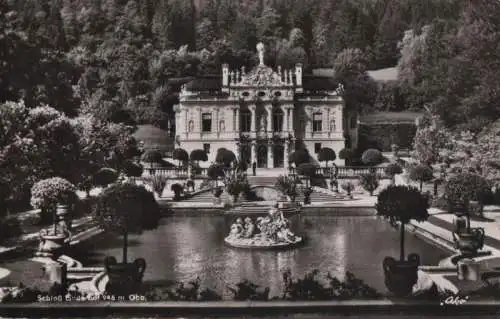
[358,123,417,152]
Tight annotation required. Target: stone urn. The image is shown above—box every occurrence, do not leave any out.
[104,256,147,296]
[382,254,420,297]
[453,228,485,256]
[36,228,70,259]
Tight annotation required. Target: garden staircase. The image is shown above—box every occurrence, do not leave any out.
[247,176,279,187]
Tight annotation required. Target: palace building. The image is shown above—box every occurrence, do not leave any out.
[174,43,357,170]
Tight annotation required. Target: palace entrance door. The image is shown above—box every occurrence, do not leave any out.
[273,144,284,168]
[257,144,268,168]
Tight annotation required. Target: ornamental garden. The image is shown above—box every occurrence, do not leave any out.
[1,99,500,303]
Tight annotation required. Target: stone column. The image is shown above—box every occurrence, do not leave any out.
[284,142,289,171]
[326,108,330,133]
[267,141,273,168]
[290,107,294,133]
[215,108,219,133]
[198,107,202,137]
[235,107,240,132]
[184,109,189,138]
[250,106,256,132]
[282,106,288,133]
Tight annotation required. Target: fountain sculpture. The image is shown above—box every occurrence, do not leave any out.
[224,203,303,249]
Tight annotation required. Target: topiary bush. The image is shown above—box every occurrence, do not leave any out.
[189,149,208,163]
[339,148,354,165]
[408,164,434,192]
[376,185,429,261]
[318,148,336,167]
[94,183,161,263]
[123,160,144,178]
[172,148,189,166]
[360,173,380,196]
[93,168,119,187]
[215,148,236,167]
[361,149,383,166]
[384,163,403,184]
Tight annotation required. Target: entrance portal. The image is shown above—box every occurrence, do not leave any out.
[257,144,268,168]
[273,144,284,168]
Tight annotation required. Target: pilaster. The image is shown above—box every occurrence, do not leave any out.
[265,105,272,132]
[267,141,273,168]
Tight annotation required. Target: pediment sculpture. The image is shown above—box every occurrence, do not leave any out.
[238,66,283,87]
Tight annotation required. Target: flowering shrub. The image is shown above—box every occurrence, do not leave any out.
[30,177,77,211]
[360,173,379,196]
[445,173,491,214]
[341,181,355,196]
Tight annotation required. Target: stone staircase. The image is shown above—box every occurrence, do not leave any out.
[247,175,279,186]
[296,189,347,202]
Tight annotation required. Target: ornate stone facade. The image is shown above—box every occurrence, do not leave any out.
[174,43,348,170]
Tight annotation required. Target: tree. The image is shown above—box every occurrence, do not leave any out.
[172,148,189,166]
[376,185,429,261]
[445,172,491,217]
[333,48,378,114]
[95,183,161,264]
[408,164,434,192]
[317,147,336,167]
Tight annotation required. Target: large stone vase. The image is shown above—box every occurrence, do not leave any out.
[453,229,485,256]
[36,228,70,259]
[382,254,420,297]
[104,256,147,296]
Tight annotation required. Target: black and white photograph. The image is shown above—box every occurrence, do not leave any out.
[0,0,500,318]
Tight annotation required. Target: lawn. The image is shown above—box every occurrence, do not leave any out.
[133,125,174,154]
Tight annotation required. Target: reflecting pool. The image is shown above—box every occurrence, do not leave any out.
[77,214,450,297]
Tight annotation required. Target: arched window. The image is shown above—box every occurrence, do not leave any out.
[273,108,284,132]
[240,109,251,132]
[313,113,323,132]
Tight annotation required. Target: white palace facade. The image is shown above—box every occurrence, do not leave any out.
[174,43,356,170]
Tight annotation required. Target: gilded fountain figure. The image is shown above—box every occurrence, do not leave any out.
[225,202,302,249]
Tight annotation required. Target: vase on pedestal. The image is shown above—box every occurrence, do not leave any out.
[383,254,420,297]
[104,256,147,296]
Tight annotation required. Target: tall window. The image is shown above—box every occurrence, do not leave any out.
[240,109,251,132]
[313,113,323,132]
[273,108,284,132]
[202,113,212,132]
